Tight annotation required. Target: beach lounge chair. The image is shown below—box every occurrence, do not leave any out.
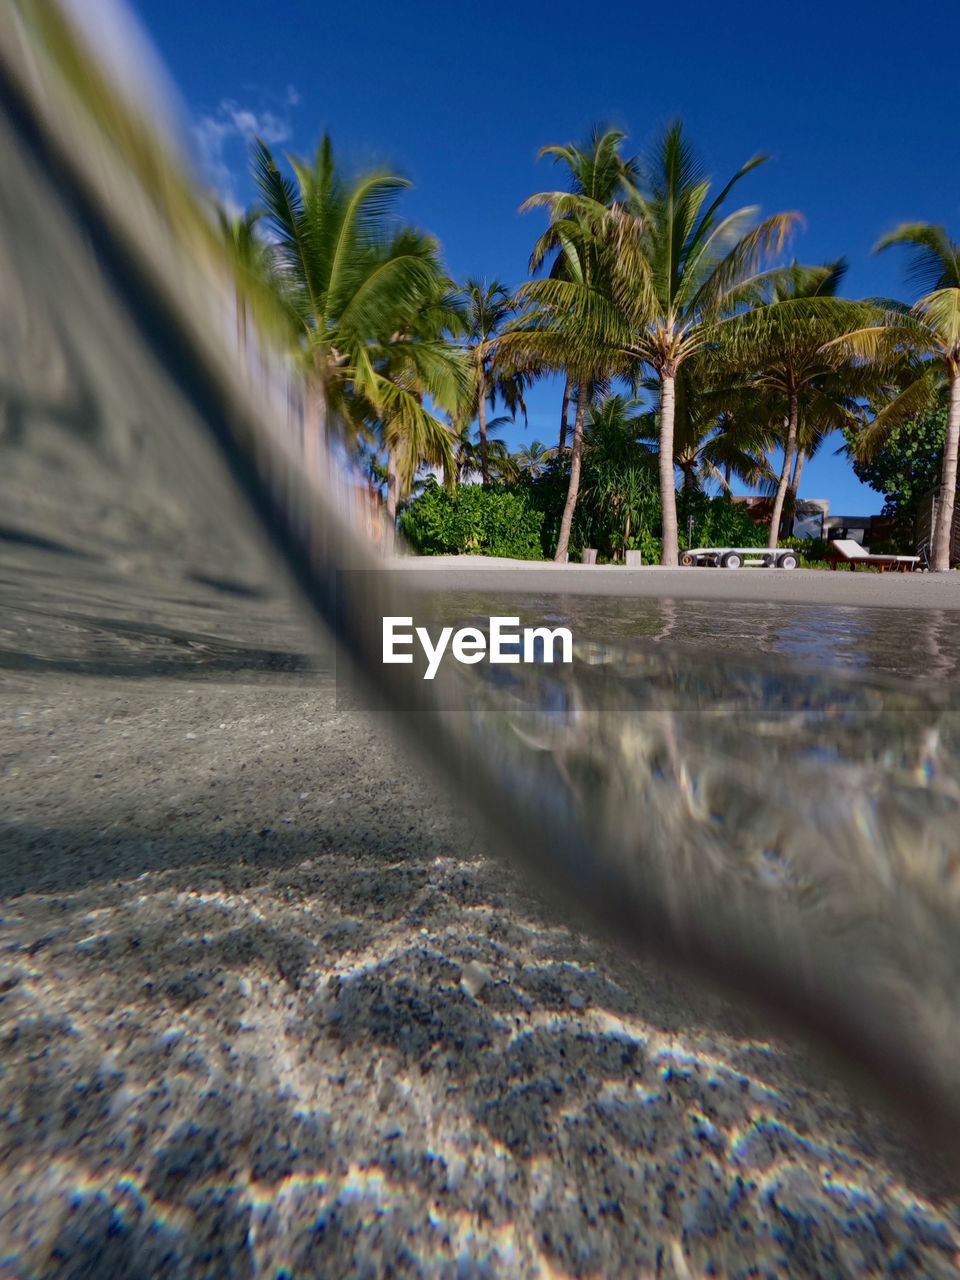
[826,539,920,573]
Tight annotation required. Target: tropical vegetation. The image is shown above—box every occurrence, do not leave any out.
[843,390,949,527]
[828,225,960,570]
[250,135,463,527]
[400,477,543,559]
[455,279,527,485]
[214,120,959,568]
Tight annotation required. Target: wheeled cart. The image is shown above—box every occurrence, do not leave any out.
[678,547,800,569]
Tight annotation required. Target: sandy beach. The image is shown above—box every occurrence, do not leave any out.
[387,554,960,612]
[2,546,960,1278]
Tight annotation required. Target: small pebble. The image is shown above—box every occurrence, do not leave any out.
[460,961,492,998]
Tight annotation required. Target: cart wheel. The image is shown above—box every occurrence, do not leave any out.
[778,552,799,570]
[760,553,775,568]
[721,552,743,569]
[680,552,695,566]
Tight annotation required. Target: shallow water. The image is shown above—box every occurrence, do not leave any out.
[415,588,960,683]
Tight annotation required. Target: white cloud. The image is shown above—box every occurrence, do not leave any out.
[192,96,297,209]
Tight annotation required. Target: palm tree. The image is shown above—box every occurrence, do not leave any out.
[513,439,556,478]
[251,135,449,470]
[579,396,657,558]
[498,222,625,560]
[508,125,799,564]
[481,439,519,483]
[451,418,518,483]
[781,411,834,528]
[526,127,637,458]
[716,261,879,548]
[611,123,799,564]
[583,394,649,459]
[456,278,527,485]
[833,225,960,571]
[699,412,778,494]
[499,131,636,561]
[370,237,466,537]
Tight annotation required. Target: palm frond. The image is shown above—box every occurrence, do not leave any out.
[915,287,960,350]
[251,138,323,322]
[686,153,769,257]
[819,320,923,366]
[848,368,943,458]
[378,381,456,491]
[876,223,960,293]
[694,211,800,316]
[336,241,442,340]
[324,169,411,315]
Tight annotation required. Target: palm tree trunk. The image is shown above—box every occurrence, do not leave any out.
[658,371,679,566]
[767,396,798,550]
[790,446,806,496]
[385,447,400,552]
[477,370,489,486]
[554,380,589,562]
[933,372,960,571]
[724,462,732,488]
[558,374,571,455]
[785,447,807,536]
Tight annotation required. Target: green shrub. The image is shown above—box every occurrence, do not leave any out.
[403,474,797,565]
[843,391,950,525]
[626,526,662,564]
[677,491,767,549]
[399,478,545,559]
[526,478,763,561]
[777,536,831,568]
[778,535,830,560]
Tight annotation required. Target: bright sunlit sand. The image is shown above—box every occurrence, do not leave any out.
[387,555,960,610]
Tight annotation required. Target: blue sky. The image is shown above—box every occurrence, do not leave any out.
[124,0,958,515]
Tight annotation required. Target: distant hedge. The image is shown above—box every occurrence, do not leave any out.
[777,536,831,567]
[399,478,545,559]
[675,490,767,550]
[400,476,780,560]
